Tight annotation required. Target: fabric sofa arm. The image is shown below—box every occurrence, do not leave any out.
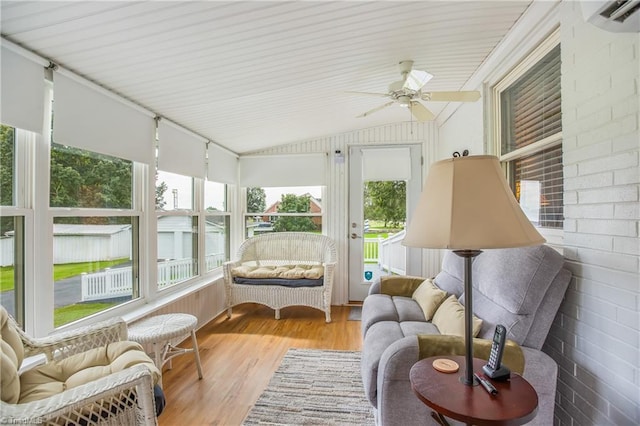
[369,276,426,298]
[416,335,525,375]
[520,347,558,426]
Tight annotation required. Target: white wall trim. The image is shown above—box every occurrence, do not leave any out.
[439,1,562,125]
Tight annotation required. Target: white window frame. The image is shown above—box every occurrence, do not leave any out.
[203,180,231,272]
[49,153,145,329]
[242,186,326,241]
[155,171,199,291]
[47,77,149,332]
[491,29,563,247]
[0,126,34,329]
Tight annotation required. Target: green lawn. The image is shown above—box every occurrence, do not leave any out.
[53,258,130,281]
[3,260,126,326]
[365,220,403,238]
[54,302,117,327]
[0,266,14,292]
[364,232,389,239]
[1,258,129,293]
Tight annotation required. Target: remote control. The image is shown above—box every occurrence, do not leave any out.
[474,373,498,396]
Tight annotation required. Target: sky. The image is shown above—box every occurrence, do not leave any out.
[263,186,322,207]
[157,171,321,211]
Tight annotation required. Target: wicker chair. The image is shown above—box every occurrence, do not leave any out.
[0,307,161,426]
[223,232,337,322]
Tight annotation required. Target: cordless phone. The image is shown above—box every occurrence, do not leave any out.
[482,324,511,381]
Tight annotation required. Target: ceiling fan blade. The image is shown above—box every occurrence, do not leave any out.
[357,101,395,118]
[409,101,435,122]
[422,91,481,102]
[403,69,433,91]
[345,91,390,97]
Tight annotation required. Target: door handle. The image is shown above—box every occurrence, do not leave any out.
[350,233,361,239]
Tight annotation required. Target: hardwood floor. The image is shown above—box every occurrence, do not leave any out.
[158,304,363,426]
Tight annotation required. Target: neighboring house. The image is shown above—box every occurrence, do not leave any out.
[53,224,132,264]
[157,215,227,261]
[261,194,322,227]
[1,224,131,266]
[0,219,226,267]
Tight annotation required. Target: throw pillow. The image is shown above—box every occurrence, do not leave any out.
[432,295,483,337]
[412,279,447,321]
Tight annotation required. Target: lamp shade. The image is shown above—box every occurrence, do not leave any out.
[403,155,545,250]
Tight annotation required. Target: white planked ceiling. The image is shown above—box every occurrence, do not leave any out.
[1,1,532,154]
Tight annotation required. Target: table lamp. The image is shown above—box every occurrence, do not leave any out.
[403,155,545,386]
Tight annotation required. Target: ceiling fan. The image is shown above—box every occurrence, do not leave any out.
[349,60,481,122]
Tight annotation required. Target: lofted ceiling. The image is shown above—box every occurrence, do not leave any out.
[1,1,532,154]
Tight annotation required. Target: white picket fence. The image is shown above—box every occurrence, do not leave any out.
[80,253,225,302]
[76,234,407,301]
[378,230,407,275]
[363,237,382,263]
[364,231,406,276]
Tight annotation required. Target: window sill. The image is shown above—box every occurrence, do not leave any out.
[121,272,223,323]
[20,272,223,372]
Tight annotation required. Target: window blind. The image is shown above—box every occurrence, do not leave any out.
[0,46,45,133]
[157,120,206,178]
[361,147,412,181]
[501,45,561,154]
[239,154,326,187]
[53,72,154,164]
[207,143,238,184]
[512,144,563,229]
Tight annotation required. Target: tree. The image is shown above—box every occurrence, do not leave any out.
[272,193,317,232]
[155,178,168,210]
[50,144,132,209]
[0,126,15,235]
[49,143,134,224]
[364,181,406,228]
[50,161,82,207]
[246,187,266,213]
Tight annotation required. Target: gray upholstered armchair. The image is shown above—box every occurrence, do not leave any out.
[361,245,572,425]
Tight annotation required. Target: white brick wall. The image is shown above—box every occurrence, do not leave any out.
[549,2,640,425]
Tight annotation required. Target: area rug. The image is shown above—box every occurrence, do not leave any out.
[348,306,362,321]
[243,348,375,425]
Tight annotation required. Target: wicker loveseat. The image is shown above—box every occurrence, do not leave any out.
[223,232,337,322]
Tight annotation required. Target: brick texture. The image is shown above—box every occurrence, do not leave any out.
[549,2,640,425]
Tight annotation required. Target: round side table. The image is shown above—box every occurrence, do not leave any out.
[128,313,204,387]
[410,355,538,426]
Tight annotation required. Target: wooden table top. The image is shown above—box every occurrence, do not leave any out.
[410,355,538,426]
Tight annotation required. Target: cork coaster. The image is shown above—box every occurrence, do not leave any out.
[432,358,459,373]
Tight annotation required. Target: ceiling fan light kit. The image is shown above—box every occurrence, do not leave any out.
[352,60,481,122]
[398,96,412,107]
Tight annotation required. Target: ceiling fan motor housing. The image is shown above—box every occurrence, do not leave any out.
[388,80,419,101]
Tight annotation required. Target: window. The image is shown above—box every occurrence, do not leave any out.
[1,126,15,207]
[245,186,323,238]
[156,170,193,211]
[1,125,25,325]
[205,180,230,271]
[51,143,133,209]
[50,144,139,326]
[156,170,197,288]
[495,39,563,230]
